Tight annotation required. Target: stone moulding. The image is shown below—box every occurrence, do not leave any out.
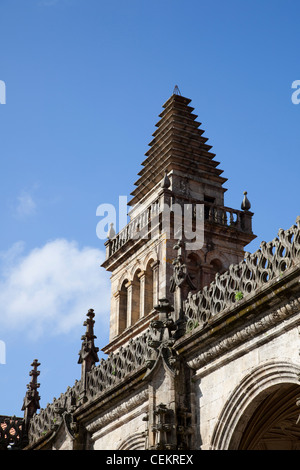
[184,217,300,332]
[85,388,149,437]
[186,294,300,374]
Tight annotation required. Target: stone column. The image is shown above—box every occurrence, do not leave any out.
[151,260,160,306]
[138,270,146,318]
[125,281,133,328]
[114,289,127,335]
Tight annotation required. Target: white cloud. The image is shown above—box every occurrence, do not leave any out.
[0,239,110,339]
[15,190,37,218]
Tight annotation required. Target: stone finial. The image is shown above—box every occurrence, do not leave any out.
[78,309,99,369]
[241,191,251,211]
[22,359,41,427]
[173,85,181,96]
[78,309,99,403]
[107,223,116,239]
[161,170,171,189]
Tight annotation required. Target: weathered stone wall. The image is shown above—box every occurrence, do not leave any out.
[190,304,300,449]
[88,390,148,450]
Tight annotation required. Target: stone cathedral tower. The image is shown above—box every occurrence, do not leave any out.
[102,88,255,356]
[6,89,300,451]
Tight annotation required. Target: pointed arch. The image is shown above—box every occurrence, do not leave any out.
[210,361,300,450]
[118,432,145,450]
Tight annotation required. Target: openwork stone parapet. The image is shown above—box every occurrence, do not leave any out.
[27,380,81,446]
[84,331,152,402]
[0,415,26,449]
[27,330,153,445]
[184,217,300,332]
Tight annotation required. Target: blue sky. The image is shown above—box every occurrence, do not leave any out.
[0,0,299,417]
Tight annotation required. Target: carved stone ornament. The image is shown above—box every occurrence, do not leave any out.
[170,240,196,293]
[145,298,180,376]
[22,359,41,429]
[150,403,175,450]
[52,392,78,438]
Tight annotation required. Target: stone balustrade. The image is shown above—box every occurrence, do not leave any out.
[106,199,161,259]
[106,198,253,260]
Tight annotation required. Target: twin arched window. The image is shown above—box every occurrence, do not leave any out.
[117,260,157,335]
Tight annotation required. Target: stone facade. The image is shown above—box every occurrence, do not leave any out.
[2,89,300,451]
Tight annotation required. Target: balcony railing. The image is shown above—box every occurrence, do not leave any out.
[105,198,253,260]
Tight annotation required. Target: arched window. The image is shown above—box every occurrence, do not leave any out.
[210,258,224,278]
[186,252,200,291]
[118,279,128,334]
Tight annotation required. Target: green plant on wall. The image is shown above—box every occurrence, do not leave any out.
[235,291,244,301]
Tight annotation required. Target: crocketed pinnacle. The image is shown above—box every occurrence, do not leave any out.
[78,309,99,369]
[22,359,41,426]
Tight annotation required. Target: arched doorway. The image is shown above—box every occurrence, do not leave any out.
[210,361,300,450]
[238,383,300,450]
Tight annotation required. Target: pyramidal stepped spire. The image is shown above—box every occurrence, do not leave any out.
[129,91,227,206]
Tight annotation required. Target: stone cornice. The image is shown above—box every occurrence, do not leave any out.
[85,388,148,436]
